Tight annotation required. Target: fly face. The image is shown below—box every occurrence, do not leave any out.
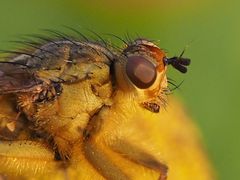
[115,39,190,112]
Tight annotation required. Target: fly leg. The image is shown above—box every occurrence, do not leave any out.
[83,137,130,180]
[0,140,60,178]
[110,140,168,180]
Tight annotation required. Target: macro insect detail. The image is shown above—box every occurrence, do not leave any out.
[0,29,205,180]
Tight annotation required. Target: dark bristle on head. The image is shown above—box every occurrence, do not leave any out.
[164,57,191,73]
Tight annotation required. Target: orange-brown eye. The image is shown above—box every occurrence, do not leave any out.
[126,56,157,89]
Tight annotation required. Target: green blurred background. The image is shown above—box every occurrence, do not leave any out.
[0,0,238,179]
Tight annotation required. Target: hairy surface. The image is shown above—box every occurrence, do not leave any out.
[0,32,213,180]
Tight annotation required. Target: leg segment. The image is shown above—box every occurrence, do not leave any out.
[111,140,168,180]
[83,139,129,180]
[0,140,59,178]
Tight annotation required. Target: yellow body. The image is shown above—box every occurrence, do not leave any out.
[0,94,214,180]
[0,39,214,179]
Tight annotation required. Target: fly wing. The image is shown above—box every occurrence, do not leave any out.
[0,62,41,94]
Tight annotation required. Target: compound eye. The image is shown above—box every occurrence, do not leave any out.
[126,56,157,89]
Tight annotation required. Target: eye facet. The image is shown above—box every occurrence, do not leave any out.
[126,56,157,89]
